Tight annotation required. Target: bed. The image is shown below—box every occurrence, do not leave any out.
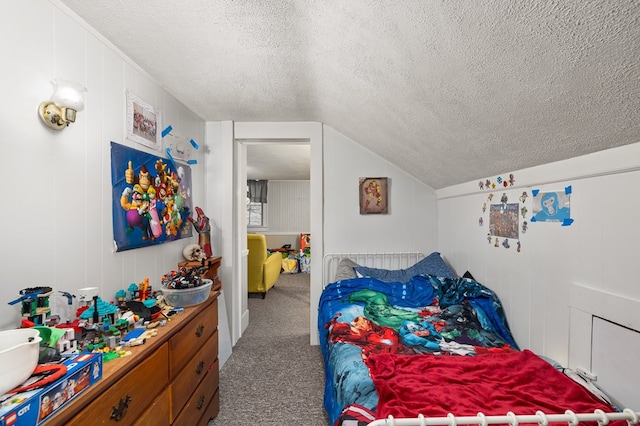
[318,252,638,426]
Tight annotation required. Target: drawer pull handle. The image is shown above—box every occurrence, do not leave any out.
[197,394,206,410]
[195,324,205,337]
[196,360,205,374]
[110,394,132,422]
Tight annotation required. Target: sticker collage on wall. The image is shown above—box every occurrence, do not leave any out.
[478,175,574,253]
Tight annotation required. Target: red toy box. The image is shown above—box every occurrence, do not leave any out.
[0,353,102,426]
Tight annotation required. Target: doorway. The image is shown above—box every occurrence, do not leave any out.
[232,122,323,345]
[246,142,311,290]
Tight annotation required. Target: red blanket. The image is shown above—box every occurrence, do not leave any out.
[367,350,621,425]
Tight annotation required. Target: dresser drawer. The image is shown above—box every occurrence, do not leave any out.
[170,299,218,378]
[170,331,218,419]
[133,386,170,426]
[198,388,220,426]
[172,359,219,426]
[66,344,169,425]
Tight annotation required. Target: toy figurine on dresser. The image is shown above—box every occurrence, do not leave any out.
[183,243,207,262]
[188,206,212,257]
[8,287,53,326]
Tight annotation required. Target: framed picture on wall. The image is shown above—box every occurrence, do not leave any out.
[359,177,388,214]
[126,90,162,151]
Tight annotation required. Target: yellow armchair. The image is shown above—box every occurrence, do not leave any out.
[247,233,282,298]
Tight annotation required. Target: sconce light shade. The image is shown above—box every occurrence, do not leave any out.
[39,79,87,130]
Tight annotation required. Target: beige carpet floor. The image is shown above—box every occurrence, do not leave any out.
[209,272,328,425]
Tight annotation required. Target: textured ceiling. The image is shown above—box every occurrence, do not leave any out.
[60,0,640,189]
[247,144,311,180]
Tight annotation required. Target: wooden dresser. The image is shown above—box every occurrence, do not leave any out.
[46,290,220,426]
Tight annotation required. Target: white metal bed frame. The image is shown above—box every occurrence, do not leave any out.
[320,252,639,426]
[367,409,640,426]
[322,251,425,288]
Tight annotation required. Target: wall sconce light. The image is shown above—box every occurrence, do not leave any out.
[38,79,86,130]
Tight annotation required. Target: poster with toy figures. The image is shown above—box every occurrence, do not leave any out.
[489,202,519,239]
[111,142,193,252]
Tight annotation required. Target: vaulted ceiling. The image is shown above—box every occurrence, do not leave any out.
[60,0,640,189]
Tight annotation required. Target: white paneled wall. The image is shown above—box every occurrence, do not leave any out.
[266,180,310,233]
[1,1,205,330]
[436,143,640,368]
[323,125,438,256]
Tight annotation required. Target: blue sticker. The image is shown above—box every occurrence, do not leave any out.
[190,139,199,149]
[161,125,173,138]
[565,185,572,194]
[562,218,574,226]
[187,159,198,165]
[531,189,539,197]
[530,216,537,222]
[165,148,178,170]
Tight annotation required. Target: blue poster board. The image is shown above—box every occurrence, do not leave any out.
[111,142,193,251]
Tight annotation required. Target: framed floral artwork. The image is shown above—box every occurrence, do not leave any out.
[359,177,388,214]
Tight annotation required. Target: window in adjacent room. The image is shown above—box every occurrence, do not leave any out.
[247,200,266,227]
[247,180,268,229]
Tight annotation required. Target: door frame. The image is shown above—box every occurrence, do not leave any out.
[232,122,323,344]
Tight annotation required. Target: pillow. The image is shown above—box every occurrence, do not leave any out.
[353,252,456,283]
[334,258,360,281]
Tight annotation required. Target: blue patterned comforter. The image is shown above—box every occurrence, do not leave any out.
[318,274,518,425]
